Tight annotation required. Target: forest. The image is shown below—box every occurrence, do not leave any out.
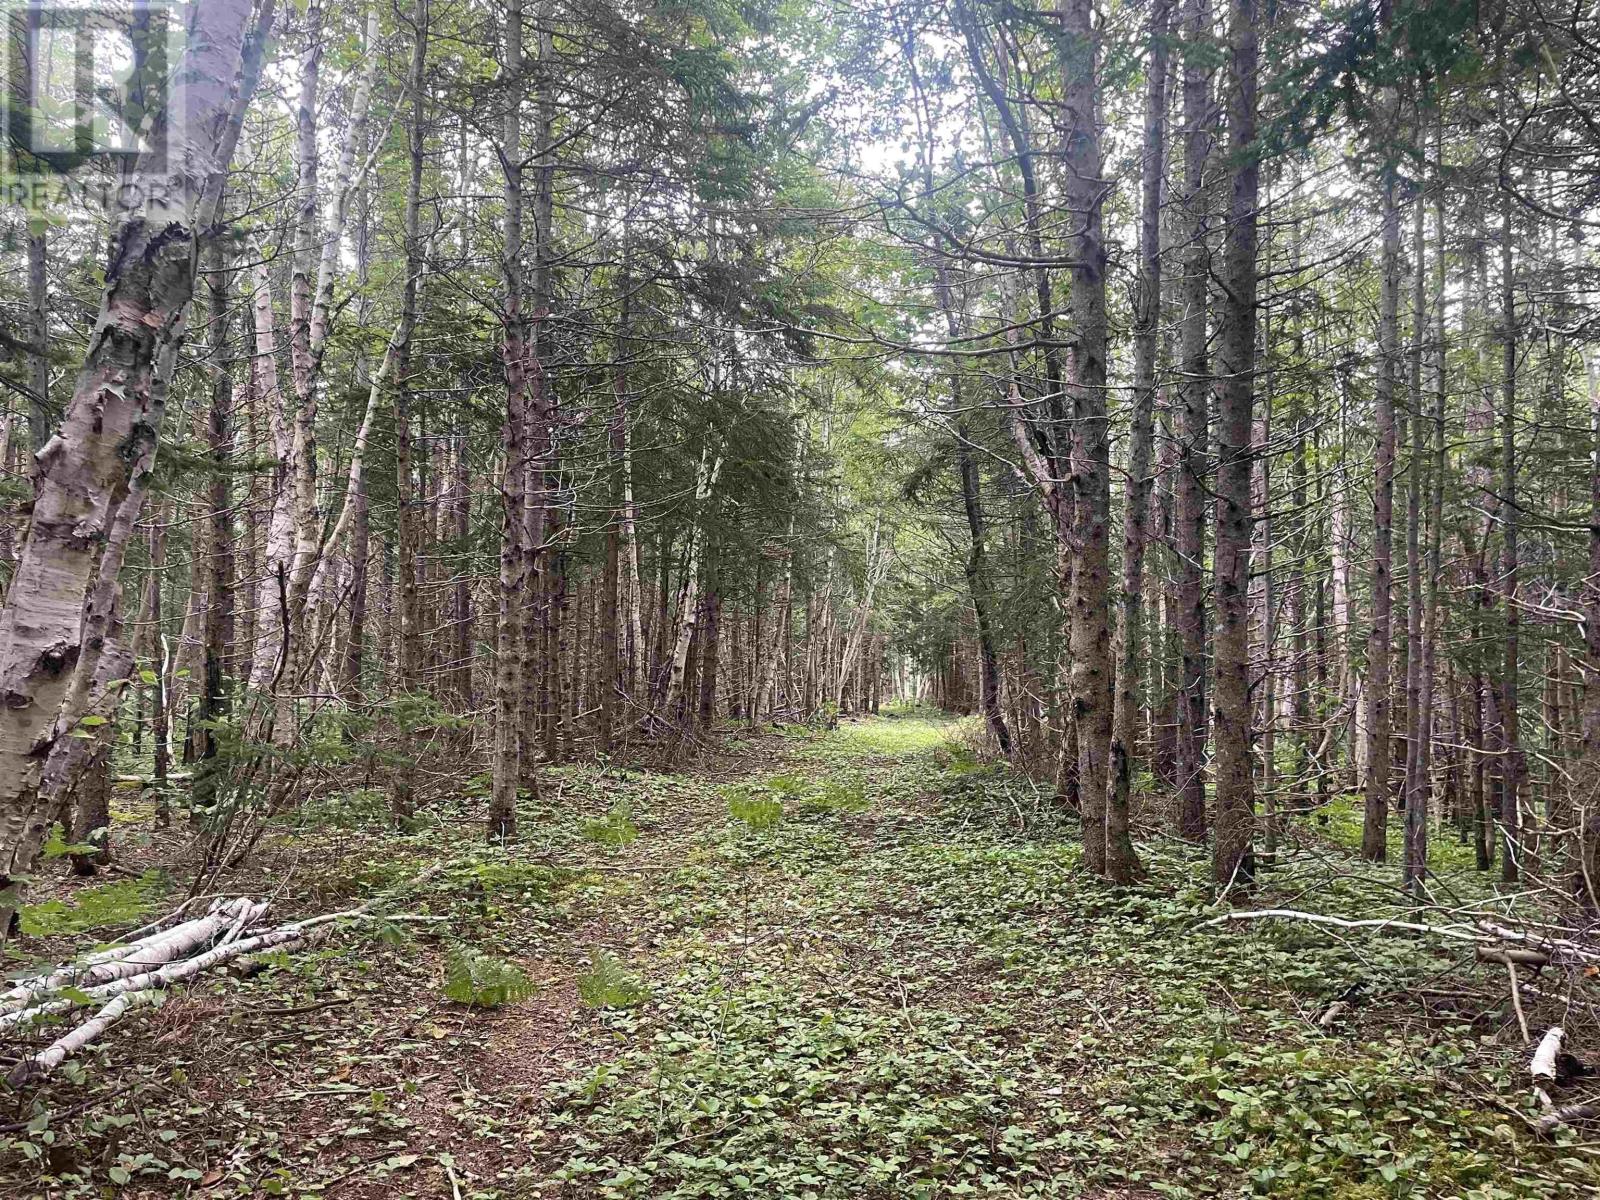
[1,0,1599,1194]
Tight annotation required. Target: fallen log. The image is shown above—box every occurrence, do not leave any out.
[1205,908,1600,965]
[8,991,161,1086]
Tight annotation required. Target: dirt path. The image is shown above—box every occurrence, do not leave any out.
[3,715,1595,1199]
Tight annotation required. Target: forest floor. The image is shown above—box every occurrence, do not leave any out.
[3,713,1599,1199]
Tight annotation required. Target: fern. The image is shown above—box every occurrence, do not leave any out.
[20,870,170,936]
[577,951,648,1009]
[442,946,537,1008]
[803,779,867,813]
[582,799,639,847]
[40,821,102,860]
[727,791,783,831]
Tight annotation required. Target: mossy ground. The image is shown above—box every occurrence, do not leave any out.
[2,714,1594,1198]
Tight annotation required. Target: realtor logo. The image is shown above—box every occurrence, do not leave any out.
[2,0,178,175]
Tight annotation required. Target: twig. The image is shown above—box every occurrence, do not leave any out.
[1508,961,1531,1045]
[255,997,353,1018]
[441,1155,463,1200]
[1539,1102,1600,1136]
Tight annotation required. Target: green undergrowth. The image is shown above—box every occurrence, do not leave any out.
[16,869,172,940]
[5,717,1593,1198]
[1314,792,1487,874]
[530,718,1597,1199]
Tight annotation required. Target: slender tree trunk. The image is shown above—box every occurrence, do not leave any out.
[663,447,724,724]
[698,574,721,731]
[1211,0,1259,892]
[600,222,635,751]
[1578,345,1600,905]
[247,263,294,696]
[1174,0,1213,842]
[27,228,50,452]
[1110,0,1169,883]
[490,0,531,841]
[519,15,557,786]
[752,531,794,726]
[391,0,429,821]
[1254,337,1276,862]
[450,437,473,708]
[196,238,236,814]
[1402,188,1434,895]
[1361,68,1401,862]
[1499,184,1523,884]
[544,522,567,762]
[957,420,1011,756]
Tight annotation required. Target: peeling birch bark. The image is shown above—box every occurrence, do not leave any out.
[1531,1026,1564,1083]
[0,0,271,920]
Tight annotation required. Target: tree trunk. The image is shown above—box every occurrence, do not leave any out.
[1360,86,1401,863]
[1110,0,1169,883]
[662,446,724,724]
[196,238,236,816]
[1402,189,1432,895]
[1055,0,1117,880]
[1499,184,1523,884]
[1211,0,1259,893]
[1578,345,1600,905]
[391,0,429,821]
[490,0,531,841]
[27,228,50,453]
[146,523,171,804]
[1174,0,1213,843]
[0,0,266,916]
[698,578,721,731]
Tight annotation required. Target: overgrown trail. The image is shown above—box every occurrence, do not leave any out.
[4,716,1595,1198]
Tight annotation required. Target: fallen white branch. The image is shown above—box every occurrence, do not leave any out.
[8,991,161,1086]
[1532,1027,1564,1083]
[0,899,261,1020]
[1507,962,1531,1046]
[1476,946,1550,968]
[2,903,441,1084]
[1204,908,1485,941]
[1537,1101,1600,1136]
[1204,908,1600,964]
[1477,921,1600,965]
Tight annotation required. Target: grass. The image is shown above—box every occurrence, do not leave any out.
[3,715,1593,1199]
